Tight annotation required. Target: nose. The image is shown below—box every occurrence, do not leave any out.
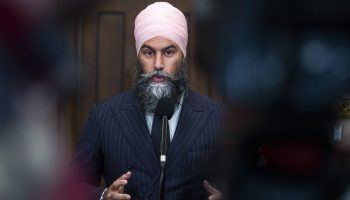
[154,52,164,70]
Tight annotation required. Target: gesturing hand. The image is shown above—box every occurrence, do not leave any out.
[104,171,132,200]
[203,180,223,200]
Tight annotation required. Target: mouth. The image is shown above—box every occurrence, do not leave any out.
[151,75,165,83]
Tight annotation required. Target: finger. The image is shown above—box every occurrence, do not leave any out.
[115,171,132,182]
[110,172,132,192]
[209,194,223,200]
[118,171,132,192]
[106,192,131,200]
[114,193,131,200]
[203,180,218,194]
[203,180,223,199]
[110,179,128,192]
[120,171,132,180]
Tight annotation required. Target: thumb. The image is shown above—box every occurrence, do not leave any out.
[203,180,217,194]
[203,180,223,200]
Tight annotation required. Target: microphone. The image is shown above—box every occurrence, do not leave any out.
[155,97,175,119]
[154,97,175,200]
[155,97,175,161]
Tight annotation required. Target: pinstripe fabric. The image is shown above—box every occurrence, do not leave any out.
[72,89,222,200]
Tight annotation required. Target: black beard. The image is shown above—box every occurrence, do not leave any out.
[135,61,188,113]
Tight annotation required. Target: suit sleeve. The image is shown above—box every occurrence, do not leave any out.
[70,104,105,200]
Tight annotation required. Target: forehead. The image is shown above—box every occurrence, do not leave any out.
[142,36,179,50]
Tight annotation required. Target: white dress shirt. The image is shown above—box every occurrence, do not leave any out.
[145,94,184,142]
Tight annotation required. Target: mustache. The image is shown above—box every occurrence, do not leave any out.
[139,69,178,81]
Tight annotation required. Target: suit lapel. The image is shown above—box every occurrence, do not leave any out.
[166,90,210,172]
[111,91,159,177]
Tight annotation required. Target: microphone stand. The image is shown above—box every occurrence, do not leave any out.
[159,115,169,200]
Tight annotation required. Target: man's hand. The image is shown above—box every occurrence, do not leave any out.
[104,171,132,200]
[203,180,223,200]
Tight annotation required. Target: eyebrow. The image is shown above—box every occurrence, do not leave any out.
[141,44,177,51]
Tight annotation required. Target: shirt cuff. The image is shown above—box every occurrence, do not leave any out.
[100,188,108,200]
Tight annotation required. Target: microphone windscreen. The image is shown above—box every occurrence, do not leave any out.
[155,97,175,119]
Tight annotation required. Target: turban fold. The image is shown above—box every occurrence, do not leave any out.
[134,2,188,57]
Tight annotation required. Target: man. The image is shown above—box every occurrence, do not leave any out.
[73,2,222,200]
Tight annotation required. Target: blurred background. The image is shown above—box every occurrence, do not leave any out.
[1,0,350,199]
[195,0,350,199]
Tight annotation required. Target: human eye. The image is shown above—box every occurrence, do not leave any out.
[142,48,154,57]
[164,48,175,57]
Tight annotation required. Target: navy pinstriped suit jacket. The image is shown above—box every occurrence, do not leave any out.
[73,89,222,200]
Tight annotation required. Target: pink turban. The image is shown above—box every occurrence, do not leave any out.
[134,2,188,57]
